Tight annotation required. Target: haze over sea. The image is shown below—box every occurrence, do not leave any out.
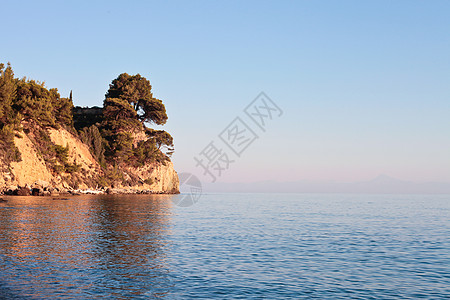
[1,1,449,299]
[0,193,448,299]
[3,1,450,185]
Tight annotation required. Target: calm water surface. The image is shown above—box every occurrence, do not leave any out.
[0,194,449,299]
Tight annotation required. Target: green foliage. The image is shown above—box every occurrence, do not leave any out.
[25,127,77,175]
[145,128,174,157]
[0,63,21,165]
[97,165,123,188]
[53,144,69,162]
[52,142,81,174]
[144,178,154,185]
[0,61,77,171]
[14,79,57,127]
[30,128,61,172]
[105,131,134,162]
[79,125,106,166]
[64,163,81,174]
[103,97,138,123]
[51,143,80,173]
[0,62,74,130]
[105,73,168,125]
[100,73,174,166]
[0,125,21,165]
[53,164,65,173]
[53,95,74,128]
[138,97,167,126]
[132,139,159,167]
[0,62,176,189]
[0,63,17,126]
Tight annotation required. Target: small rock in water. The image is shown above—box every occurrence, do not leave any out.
[15,187,30,196]
[32,188,41,196]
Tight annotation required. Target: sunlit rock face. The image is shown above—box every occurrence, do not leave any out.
[0,126,179,194]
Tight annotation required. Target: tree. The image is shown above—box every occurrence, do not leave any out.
[101,72,174,164]
[103,97,138,122]
[0,62,17,126]
[0,63,21,164]
[145,128,174,157]
[14,79,56,127]
[79,124,106,167]
[105,73,168,125]
[51,89,74,128]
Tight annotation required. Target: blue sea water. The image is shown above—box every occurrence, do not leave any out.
[0,193,449,299]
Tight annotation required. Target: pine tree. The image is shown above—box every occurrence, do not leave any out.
[0,62,17,126]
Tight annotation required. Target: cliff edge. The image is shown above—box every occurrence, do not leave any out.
[0,125,179,195]
[0,63,179,195]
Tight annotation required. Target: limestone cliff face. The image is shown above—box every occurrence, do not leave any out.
[149,161,180,192]
[0,126,179,193]
[47,127,104,190]
[8,132,53,187]
[0,127,102,190]
[48,128,101,174]
[121,161,180,193]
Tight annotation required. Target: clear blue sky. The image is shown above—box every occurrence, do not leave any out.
[2,0,449,184]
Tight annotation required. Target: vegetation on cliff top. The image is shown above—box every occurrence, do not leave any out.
[0,62,74,170]
[0,61,174,188]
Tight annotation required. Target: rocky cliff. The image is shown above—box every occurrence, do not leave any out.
[0,125,179,195]
[0,63,179,195]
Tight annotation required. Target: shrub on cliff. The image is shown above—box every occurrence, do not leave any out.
[14,80,73,129]
[0,63,17,126]
[0,62,74,131]
[28,127,80,175]
[0,63,21,165]
[79,125,106,167]
[0,61,77,170]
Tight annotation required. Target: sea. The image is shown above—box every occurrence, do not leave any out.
[0,193,449,299]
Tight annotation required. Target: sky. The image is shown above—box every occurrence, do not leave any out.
[2,0,449,185]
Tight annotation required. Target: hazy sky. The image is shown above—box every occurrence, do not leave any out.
[2,0,449,184]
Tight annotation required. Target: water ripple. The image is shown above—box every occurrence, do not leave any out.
[0,194,449,299]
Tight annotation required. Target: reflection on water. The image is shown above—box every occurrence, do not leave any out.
[0,195,175,299]
[1,194,449,299]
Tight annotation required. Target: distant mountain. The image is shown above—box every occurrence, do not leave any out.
[201,175,450,194]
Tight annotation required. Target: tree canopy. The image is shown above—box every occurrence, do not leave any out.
[105,73,168,125]
[0,63,16,127]
[0,62,74,167]
[101,73,174,164]
[0,63,175,187]
[1,62,74,131]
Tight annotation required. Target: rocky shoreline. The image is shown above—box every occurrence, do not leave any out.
[1,184,180,197]
[0,125,179,197]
